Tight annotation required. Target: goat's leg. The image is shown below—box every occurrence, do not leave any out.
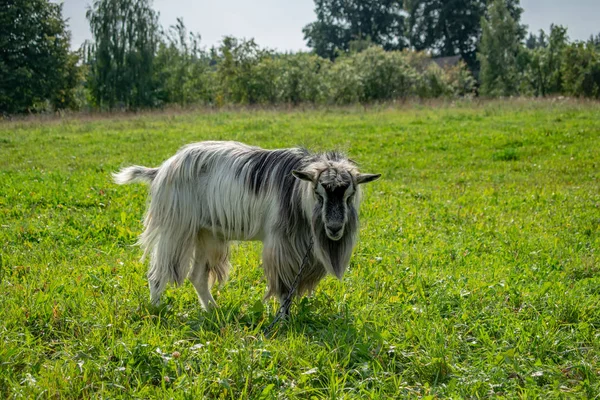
[147,232,195,306]
[277,279,293,318]
[188,260,217,310]
[262,239,295,316]
[188,233,230,310]
[148,265,167,306]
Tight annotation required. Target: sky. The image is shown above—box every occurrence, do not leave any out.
[59,0,600,52]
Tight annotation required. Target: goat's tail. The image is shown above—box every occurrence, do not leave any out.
[113,166,159,185]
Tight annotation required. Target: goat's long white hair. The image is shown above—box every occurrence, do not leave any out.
[114,141,380,312]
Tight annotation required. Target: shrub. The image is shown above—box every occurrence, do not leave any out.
[216,37,270,104]
[326,58,363,104]
[416,64,452,98]
[277,53,330,104]
[154,23,215,106]
[353,47,419,102]
[446,62,477,97]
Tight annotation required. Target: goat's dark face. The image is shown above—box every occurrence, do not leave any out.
[315,169,354,240]
[293,165,381,241]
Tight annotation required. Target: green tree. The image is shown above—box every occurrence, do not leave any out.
[84,0,161,109]
[215,37,275,104]
[477,0,523,96]
[562,42,600,98]
[0,0,79,114]
[525,30,547,49]
[589,33,600,50]
[524,25,568,96]
[525,33,537,50]
[154,18,214,106]
[303,0,406,59]
[405,0,524,70]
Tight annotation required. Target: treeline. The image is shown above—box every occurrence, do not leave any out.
[89,32,476,109]
[81,0,475,110]
[478,0,600,98]
[1,0,600,114]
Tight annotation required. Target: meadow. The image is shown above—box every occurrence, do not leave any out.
[1,100,599,398]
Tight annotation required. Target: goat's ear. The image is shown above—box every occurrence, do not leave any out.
[356,173,381,185]
[292,170,315,182]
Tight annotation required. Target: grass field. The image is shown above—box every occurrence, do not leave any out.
[1,100,599,398]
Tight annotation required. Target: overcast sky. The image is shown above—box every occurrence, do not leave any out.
[59,0,600,52]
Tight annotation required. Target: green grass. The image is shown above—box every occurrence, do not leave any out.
[1,100,599,398]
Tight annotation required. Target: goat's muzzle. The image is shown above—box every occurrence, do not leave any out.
[325,223,344,241]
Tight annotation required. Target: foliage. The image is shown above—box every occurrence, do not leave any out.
[214,37,277,104]
[589,33,600,50]
[276,53,330,104]
[561,43,600,98]
[404,0,524,70]
[518,26,600,99]
[84,0,161,109]
[336,47,420,102]
[0,0,79,114]
[522,25,568,96]
[478,0,523,96]
[302,0,406,60]
[7,0,600,114]
[154,18,214,106]
[525,30,548,50]
[445,61,478,96]
[1,101,599,397]
[207,41,473,105]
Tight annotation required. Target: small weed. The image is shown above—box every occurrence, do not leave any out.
[493,147,519,161]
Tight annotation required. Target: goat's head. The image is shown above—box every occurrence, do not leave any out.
[293,162,380,241]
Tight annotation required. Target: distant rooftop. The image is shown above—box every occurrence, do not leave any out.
[432,55,462,69]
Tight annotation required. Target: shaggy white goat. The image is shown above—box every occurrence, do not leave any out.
[114,141,380,314]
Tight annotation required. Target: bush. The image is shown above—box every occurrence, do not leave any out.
[446,62,477,97]
[215,37,282,104]
[326,57,363,104]
[154,25,215,106]
[277,53,330,104]
[416,64,452,98]
[324,47,475,104]
[353,47,419,102]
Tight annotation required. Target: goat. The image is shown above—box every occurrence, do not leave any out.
[113,141,380,315]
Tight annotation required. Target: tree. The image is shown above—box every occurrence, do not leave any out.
[154,18,213,106]
[0,0,79,114]
[84,0,161,109]
[589,33,600,50]
[477,0,523,96]
[525,33,537,50]
[405,0,524,70]
[524,25,567,96]
[562,42,600,99]
[214,36,277,104]
[525,30,547,50]
[303,0,406,59]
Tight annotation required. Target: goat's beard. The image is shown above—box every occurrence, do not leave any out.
[311,205,359,279]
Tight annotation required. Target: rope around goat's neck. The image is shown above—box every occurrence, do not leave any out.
[265,237,314,334]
